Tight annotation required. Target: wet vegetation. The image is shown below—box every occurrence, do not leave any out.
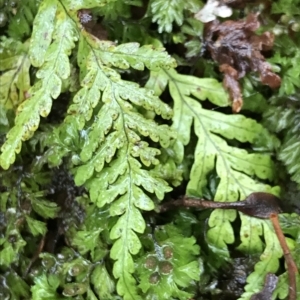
[1,0,300,299]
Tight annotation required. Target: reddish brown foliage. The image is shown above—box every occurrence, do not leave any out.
[204,13,281,112]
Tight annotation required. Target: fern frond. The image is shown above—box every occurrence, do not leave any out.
[240,221,283,299]
[149,0,201,33]
[0,0,78,169]
[31,274,61,300]
[146,68,279,268]
[269,49,300,96]
[272,0,300,15]
[7,0,40,39]
[49,27,177,299]
[63,0,109,10]
[242,213,300,299]
[264,104,300,186]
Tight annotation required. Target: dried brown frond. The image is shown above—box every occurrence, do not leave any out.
[204,13,281,112]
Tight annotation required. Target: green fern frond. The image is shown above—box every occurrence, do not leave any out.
[272,0,300,15]
[242,214,300,299]
[97,0,133,20]
[146,67,280,269]
[269,50,300,96]
[0,168,58,268]
[45,24,177,298]
[31,274,61,300]
[1,271,30,299]
[0,0,78,169]
[264,104,300,186]
[149,0,201,33]
[240,221,283,299]
[63,0,109,11]
[7,0,40,39]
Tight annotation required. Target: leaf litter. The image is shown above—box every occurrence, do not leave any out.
[203,13,282,112]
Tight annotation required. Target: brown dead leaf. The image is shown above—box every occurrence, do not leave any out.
[204,13,281,112]
[220,64,243,112]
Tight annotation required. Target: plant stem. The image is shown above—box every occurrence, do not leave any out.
[270,214,298,300]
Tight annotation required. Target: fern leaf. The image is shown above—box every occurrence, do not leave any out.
[264,104,300,186]
[0,206,26,267]
[57,29,176,299]
[29,0,58,67]
[0,1,78,169]
[146,68,279,262]
[63,0,109,10]
[93,40,177,71]
[269,50,300,96]
[4,271,30,300]
[272,0,300,15]
[150,0,185,33]
[7,0,40,39]
[239,221,283,299]
[0,38,31,128]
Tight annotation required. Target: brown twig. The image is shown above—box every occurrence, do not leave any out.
[270,214,298,300]
[23,235,46,277]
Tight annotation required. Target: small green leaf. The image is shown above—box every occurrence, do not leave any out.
[0,243,15,267]
[31,274,61,300]
[151,0,185,33]
[71,229,102,256]
[95,41,177,71]
[25,215,47,236]
[6,271,31,299]
[63,283,87,296]
[91,264,115,299]
[31,198,60,218]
